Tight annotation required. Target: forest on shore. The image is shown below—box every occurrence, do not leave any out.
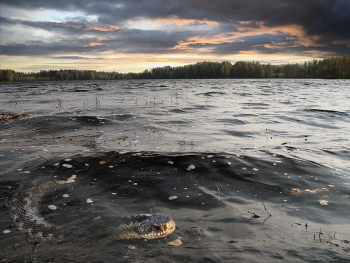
[1,56,350,82]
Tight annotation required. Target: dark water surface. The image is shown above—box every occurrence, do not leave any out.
[0,79,350,262]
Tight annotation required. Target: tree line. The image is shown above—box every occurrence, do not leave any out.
[1,56,349,82]
[0,69,122,82]
[139,56,350,79]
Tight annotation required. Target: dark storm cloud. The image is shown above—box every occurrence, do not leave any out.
[0,26,185,57]
[0,42,103,56]
[4,0,350,38]
[1,0,349,58]
[0,11,204,57]
[0,16,118,35]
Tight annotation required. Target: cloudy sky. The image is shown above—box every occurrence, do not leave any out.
[1,0,349,73]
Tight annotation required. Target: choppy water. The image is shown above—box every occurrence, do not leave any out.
[0,79,350,262]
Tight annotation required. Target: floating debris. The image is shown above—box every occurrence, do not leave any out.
[64,158,72,162]
[53,163,60,167]
[62,164,73,168]
[187,165,195,170]
[48,205,57,210]
[0,113,27,121]
[86,198,93,204]
[99,161,107,165]
[56,180,66,184]
[66,175,76,184]
[318,200,329,206]
[290,188,302,194]
[63,194,69,198]
[3,229,11,234]
[168,196,178,200]
[111,193,117,195]
[93,215,101,220]
[207,155,213,158]
[108,165,114,168]
[167,239,183,246]
[167,161,174,165]
[309,188,329,194]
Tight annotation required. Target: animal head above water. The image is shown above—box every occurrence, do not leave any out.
[135,213,176,239]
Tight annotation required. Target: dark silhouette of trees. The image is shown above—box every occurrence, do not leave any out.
[138,57,350,79]
[0,69,123,82]
[1,56,350,82]
[0,69,15,81]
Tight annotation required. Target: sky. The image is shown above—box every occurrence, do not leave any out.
[1,0,350,73]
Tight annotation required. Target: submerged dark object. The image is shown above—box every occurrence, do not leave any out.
[11,175,175,243]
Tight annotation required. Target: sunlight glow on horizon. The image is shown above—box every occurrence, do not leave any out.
[1,53,325,74]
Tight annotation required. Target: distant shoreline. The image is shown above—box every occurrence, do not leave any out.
[0,77,344,84]
[1,56,349,82]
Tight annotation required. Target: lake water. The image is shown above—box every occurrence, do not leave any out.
[0,79,350,262]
